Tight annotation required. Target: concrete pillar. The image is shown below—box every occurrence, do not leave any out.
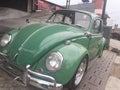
[32,0,37,12]
[27,0,32,12]
[103,26,112,49]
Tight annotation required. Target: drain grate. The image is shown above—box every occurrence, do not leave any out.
[77,50,116,90]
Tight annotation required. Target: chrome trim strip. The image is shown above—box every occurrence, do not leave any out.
[22,67,63,90]
[0,52,7,56]
[28,69,56,85]
[28,75,62,90]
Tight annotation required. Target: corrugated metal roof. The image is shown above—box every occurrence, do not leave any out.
[70,3,95,13]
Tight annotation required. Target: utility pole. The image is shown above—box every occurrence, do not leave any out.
[66,0,70,9]
[102,0,107,25]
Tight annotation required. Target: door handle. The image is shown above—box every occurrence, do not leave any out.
[84,32,92,38]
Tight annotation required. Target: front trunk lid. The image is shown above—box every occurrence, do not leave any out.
[8,23,84,67]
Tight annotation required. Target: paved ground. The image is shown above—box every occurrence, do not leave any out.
[110,39,120,50]
[105,39,120,90]
[0,70,37,90]
[0,12,50,29]
[105,76,120,90]
[0,7,28,20]
[0,8,51,36]
[77,50,116,90]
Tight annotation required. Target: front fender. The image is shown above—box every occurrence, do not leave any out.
[35,43,88,85]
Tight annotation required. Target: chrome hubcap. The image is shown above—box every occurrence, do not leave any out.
[74,59,87,86]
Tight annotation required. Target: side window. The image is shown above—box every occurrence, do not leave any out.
[64,16,72,24]
[75,12,90,29]
[92,19,102,34]
[49,14,64,22]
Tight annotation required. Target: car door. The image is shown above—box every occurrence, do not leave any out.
[88,19,103,60]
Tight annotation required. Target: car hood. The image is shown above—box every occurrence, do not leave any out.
[8,23,85,67]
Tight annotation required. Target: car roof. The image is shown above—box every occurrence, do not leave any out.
[55,9,100,19]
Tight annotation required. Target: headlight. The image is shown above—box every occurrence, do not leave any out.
[0,34,11,47]
[46,52,63,72]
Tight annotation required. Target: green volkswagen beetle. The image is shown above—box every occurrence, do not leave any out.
[0,9,105,90]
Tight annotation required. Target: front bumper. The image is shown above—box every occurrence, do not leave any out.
[0,52,63,90]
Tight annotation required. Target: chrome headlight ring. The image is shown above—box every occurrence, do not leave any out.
[0,34,11,47]
[46,52,63,72]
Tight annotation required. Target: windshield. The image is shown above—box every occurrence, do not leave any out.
[47,10,91,29]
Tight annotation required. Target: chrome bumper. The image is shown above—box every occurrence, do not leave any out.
[23,65,63,90]
[0,52,63,90]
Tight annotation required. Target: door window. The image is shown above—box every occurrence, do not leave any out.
[92,19,102,34]
[75,12,91,29]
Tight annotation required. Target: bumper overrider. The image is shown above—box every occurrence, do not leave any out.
[0,52,63,90]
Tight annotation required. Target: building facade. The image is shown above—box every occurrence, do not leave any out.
[35,0,64,12]
[92,0,104,15]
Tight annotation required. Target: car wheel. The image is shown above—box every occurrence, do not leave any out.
[65,57,88,90]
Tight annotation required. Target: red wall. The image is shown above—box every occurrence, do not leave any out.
[93,0,104,9]
[92,0,104,15]
[36,0,63,12]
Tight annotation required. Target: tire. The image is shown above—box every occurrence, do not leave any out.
[64,56,88,90]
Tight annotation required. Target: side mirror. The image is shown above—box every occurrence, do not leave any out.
[93,21,99,29]
[93,19,103,33]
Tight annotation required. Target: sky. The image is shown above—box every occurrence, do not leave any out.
[46,0,120,27]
